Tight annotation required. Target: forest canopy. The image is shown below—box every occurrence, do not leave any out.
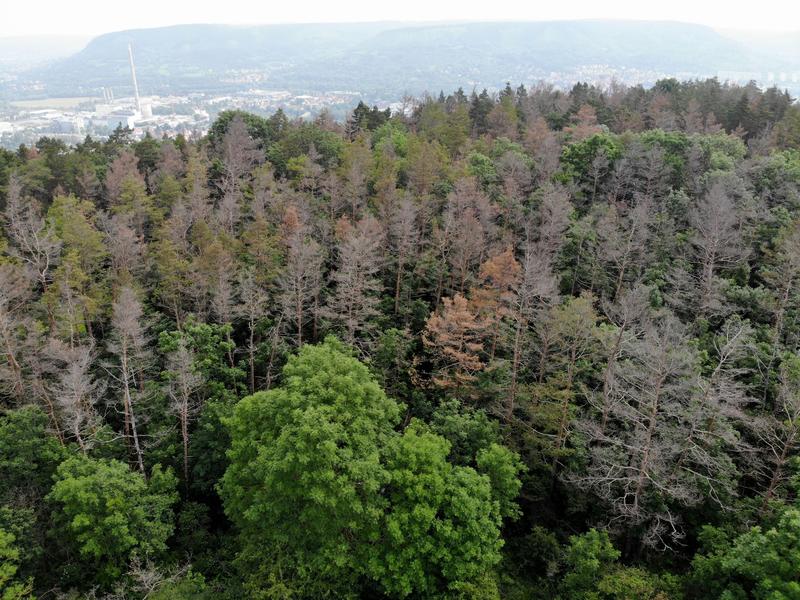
[1,77,800,598]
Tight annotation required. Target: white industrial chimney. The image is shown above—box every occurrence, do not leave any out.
[128,43,141,113]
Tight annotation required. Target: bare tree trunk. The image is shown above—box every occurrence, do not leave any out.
[394,256,405,315]
[537,334,552,384]
[761,433,795,513]
[34,380,64,444]
[553,347,578,470]
[248,318,256,394]
[2,336,24,399]
[507,316,525,421]
[600,326,626,433]
[570,238,586,296]
[632,375,665,517]
[180,402,189,489]
[762,281,791,402]
[312,295,319,342]
[295,293,303,347]
[120,343,145,473]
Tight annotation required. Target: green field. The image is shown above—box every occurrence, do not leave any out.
[11,96,95,110]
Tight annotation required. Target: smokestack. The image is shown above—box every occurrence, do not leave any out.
[128,43,141,113]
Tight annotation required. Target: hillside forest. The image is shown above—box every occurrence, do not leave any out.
[2,78,800,599]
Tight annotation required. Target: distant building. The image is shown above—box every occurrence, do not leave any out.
[92,109,138,129]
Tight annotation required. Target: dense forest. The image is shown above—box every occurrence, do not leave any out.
[2,77,800,599]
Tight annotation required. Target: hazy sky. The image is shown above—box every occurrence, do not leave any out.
[4,0,800,37]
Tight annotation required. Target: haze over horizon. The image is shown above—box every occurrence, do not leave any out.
[5,0,800,37]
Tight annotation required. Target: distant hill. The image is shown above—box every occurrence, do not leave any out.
[0,35,91,71]
[4,21,798,100]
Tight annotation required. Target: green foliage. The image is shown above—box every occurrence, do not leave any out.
[0,529,32,600]
[476,443,525,520]
[370,119,406,149]
[689,507,800,599]
[46,194,108,272]
[221,337,401,594]
[560,529,621,599]
[559,133,622,185]
[8,79,800,597]
[415,101,470,155]
[371,421,507,598]
[595,567,681,600]
[267,123,344,177]
[693,132,746,174]
[149,571,211,600]
[370,327,416,402]
[0,406,65,502]
[468,152,500,189]
[430,399,501,465]
[222,338,522,597]
[208,109,279,149]
[47,456,177,585]
[160,321,246,491]
[347,101,391,136]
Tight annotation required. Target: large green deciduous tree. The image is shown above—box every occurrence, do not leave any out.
[370,422,511,598]
[221,337,400,596]
[221,337,522,598]
[0,406,64,503]
[0,529,32,600]
[689,507,800,599]
[47,456,177,585]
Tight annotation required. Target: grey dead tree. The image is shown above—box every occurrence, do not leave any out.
[754,361,800,512]
[595,195,653,299]
[455,201,496,291]
[587,147,610,203]
[214,117,263,237]
[76,166,101,202]
[235,266,271,393]
[209,246,237,328]
[218,115,264,201]
[105,149,145,206]
[46,339,104,455]
[102,213,147,283]
[506,185,572,417]
[606,155,636,204]
[594,284,652,434]
[690,181,751,317]
[0,263,34,402]
[760,221,800,402]
[632,143,671,200]
[153,141,185,183]
[105,286,151,473]
[165,337,204,486]
[322,215,385,349]
[215,191,244,238]
[250,164,280,221]
[577,312,722,551]
[433,178,498,299]
[342,137,371,219]
[665,317,751,508]
[3,174,62,295]
[446,206,485,295]
[388,194,420,314]
[278,231,325,347]
[496,149,533,204]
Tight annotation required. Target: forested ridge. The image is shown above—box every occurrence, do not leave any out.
[2,78,800,599]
